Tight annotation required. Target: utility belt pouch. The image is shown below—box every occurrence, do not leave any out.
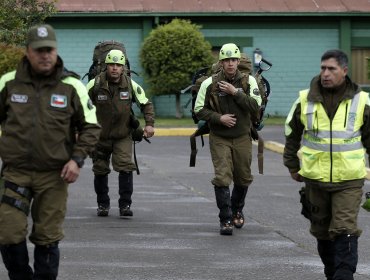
[299,186,312,221]
[299,186,320,222]
[131,126,144,142]
[129,114,144,142]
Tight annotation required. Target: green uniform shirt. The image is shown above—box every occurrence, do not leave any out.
[87,72,154,140]
[194,69,261,138]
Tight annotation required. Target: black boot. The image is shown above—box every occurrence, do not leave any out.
[119,171,133,217]
[214,186,233,235]
[333,234,358,280]
[0,240,33,280]
[33,242,60,280]
[94,174,110,216]
[231,185,249,229]
[317,239,335,280]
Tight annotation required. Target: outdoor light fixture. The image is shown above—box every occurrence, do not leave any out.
[253,48,263,67]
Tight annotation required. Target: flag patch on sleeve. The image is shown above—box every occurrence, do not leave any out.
[51,94,67,108]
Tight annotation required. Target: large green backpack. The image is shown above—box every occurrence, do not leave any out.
[83,40,131,81]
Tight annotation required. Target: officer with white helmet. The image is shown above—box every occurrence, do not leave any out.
[194,43,261,235]
[87,49,155,218]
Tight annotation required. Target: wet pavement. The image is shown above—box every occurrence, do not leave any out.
[1,126,369,279]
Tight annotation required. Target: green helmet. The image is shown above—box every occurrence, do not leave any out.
[219,43,241,60]
[105,49,125,65]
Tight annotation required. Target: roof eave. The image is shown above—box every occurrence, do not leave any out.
[54,11,370,17]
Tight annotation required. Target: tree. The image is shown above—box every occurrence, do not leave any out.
[0,0,56,46]
[140,19,214,118]
[0,0,56,76]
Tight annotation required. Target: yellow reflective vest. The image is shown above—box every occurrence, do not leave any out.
[298,90,368,182]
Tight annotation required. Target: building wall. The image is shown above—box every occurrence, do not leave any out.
[49,17,366,117]
[55,27,145,86]
[201,27,338,116]
[153,27,338,117]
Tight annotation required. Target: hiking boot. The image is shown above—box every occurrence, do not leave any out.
[119,205,133,217]
[97,205,110,217]
[220,221,233,235]
[233,211,245,229]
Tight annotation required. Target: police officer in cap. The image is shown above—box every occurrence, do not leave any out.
[0,24,100,279]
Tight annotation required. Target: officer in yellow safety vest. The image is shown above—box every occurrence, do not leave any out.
[284,49,370,280]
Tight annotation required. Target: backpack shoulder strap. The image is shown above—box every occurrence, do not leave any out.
[126,75,135,103]
[241,73,250,95]
[93,75,101,97]
[209,74,222,113]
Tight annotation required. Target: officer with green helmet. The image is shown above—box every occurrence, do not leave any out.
[0,24,100,279]
[284,49,370,280]
[194,43,261,235]
[86,49,155,218]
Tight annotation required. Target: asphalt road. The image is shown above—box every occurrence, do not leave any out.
[1,126,370,280]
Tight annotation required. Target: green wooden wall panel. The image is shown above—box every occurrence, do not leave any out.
[55,29,145,86]
[154,27,338,117]
[49,17,354,117]
[198,28,338,116]
[352,37,370,47]
[206,36,253,46]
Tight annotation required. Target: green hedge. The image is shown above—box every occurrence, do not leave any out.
[0,44,24,76]
[140,19,214,96]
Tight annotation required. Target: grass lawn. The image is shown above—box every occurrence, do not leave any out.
[138,116,285,127]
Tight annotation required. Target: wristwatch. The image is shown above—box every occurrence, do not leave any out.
[71,156,84,168]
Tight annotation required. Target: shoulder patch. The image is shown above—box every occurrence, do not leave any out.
[253,88,260,96]
[11,94,28,103]
[97,95,108,101]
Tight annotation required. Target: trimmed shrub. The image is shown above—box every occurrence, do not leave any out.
[140,19,214,96]
[0,43,25,76]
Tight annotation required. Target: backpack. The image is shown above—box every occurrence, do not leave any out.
[83,40,131,81]
[189,53,272,172]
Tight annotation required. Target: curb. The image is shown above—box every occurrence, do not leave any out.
[155,128,370,180]
[155,128,196,136]
[264,140,285,154]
